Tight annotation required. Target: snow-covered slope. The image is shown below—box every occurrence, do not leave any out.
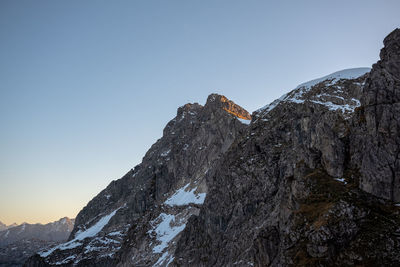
[256,67,371,118]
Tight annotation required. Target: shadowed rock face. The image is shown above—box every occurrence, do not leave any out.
[352,28,400,202]
[25,94,250,266]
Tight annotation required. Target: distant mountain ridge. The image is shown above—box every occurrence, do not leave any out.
[0,217,74,267]
[0,222,18,232]
[0,217,74,247]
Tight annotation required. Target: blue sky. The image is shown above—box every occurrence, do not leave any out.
[0,0,399,224]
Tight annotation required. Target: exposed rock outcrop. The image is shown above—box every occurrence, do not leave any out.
[352,28,400,201]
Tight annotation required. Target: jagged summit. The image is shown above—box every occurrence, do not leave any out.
[176,93,251,121]
[204,93,251,120]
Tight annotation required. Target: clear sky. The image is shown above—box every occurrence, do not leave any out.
[0,0,399,225]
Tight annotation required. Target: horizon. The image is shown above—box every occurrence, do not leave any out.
[1,0,400,225]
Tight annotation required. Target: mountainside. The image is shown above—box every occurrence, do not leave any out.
[0,218,74,267]
[27,94,251,266]
[25,28,400,267]
[174,28,400,266]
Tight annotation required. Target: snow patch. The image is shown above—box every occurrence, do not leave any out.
[160,149,171,157]
[39,205,123,257]
[310,100,356,113]
[165,183,206,206]
[294,68,370,90]
[148,213,186,253]
[335,178,347,185]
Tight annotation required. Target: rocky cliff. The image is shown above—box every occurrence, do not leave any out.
[25,28,400,267]
[351,29,400,202]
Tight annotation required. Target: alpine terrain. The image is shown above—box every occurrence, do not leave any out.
[25,28,400,266]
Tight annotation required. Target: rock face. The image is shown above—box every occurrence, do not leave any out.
[0,218,74,267]
[25,29,400,267]
[351,29,400,202]
[25,94,250,266]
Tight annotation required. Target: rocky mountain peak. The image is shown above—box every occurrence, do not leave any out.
[27,93,250,266]
[205,93,251,120]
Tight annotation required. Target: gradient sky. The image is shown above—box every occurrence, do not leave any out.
[0,0,399,225]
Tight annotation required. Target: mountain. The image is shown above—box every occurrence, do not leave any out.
[0,218,74,267]
[25,28,400,266]
[0,222,17,232]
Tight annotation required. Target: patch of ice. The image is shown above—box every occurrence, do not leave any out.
[165,183,206,206]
